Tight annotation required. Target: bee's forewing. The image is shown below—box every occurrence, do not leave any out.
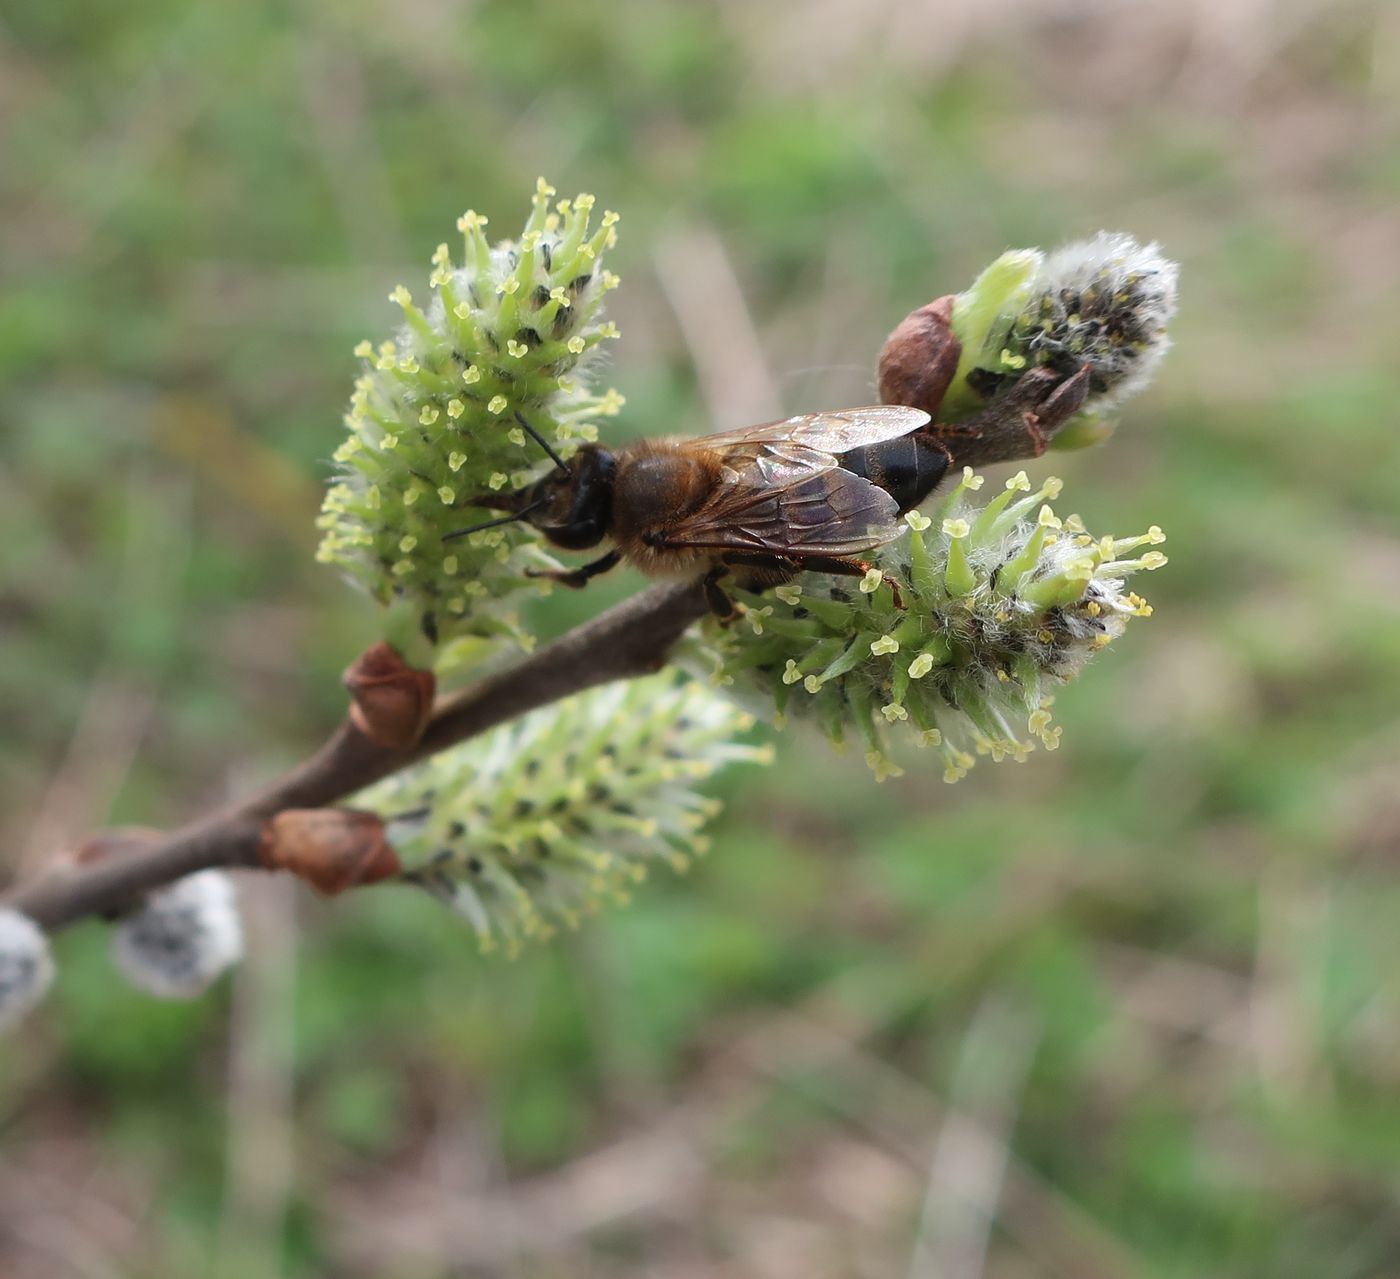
[655,467,902,557]
[699,405,929,456]
[653,406,924,558]
[787,405,931,452]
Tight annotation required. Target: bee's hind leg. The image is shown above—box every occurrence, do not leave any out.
[786,555,906,610]
[711,551,906,612]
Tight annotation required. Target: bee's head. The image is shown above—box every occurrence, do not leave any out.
[444,416,616,550]
[515,444,615,550]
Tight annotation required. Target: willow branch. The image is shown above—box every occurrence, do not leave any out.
[3,580,709,933]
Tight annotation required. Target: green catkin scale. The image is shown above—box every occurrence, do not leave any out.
[354,674,771,955]
[706,469,1166,783]
[942,232,1178,445]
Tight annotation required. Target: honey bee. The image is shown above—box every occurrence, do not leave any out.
[449,406,943,617]
[449,366,1090,618]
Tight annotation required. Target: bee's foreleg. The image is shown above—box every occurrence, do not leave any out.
[526,549,622,589]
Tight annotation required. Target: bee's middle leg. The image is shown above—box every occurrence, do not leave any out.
[701,566,741,622]
[701,553,802,623]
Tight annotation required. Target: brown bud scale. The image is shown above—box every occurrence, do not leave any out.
[260,809,401,896]
[877,295,962,419]
[343,642,436,749]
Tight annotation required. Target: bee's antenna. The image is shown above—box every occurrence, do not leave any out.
[443,495,550,542]
[514,412,572,476]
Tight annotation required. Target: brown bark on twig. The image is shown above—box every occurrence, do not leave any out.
[3,580,708,933]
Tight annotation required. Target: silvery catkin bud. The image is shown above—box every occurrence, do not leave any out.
[940,232,1178,444]
[316,178,625,651]
[705,469,1166,782]
[355,673,771,956]
[0,908,55,1031]
[111,871,243,998]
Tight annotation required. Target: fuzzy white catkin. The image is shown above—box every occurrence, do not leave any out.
[1021,232,1179,410]
[0,908,55,1030]
[111,871,243,999]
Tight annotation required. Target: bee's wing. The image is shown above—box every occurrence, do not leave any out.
[655,408,925,557]
[699,405,930,462]
[659,466,903,557]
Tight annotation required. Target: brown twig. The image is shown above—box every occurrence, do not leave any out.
[2,580,708,933]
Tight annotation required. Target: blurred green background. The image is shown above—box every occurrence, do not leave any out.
[4,1,1400,1275]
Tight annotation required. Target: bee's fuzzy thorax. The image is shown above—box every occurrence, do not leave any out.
[611,535,714,579]
[604,442,727,576]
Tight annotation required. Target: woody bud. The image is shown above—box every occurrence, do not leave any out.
[343,642,436,749]
[260,809,401,896]
[877,295,961,419]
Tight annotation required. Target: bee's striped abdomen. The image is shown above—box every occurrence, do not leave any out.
[839,434,951,515]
